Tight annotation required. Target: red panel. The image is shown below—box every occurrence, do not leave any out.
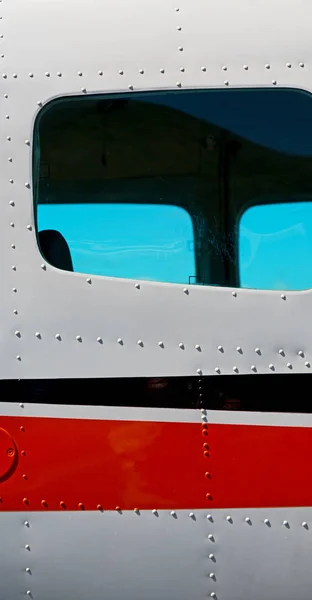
[0,415,312,510]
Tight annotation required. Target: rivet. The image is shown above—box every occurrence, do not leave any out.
[26,591,32,596]
[29,73,34,78]
[287,362,292,369]
[175,7,179,10]
[2,73,7,78]
[13,309,18,315]
[205,472,211,478]
[171,510,177,517]
[203,443,209,449]
[236,346,242,353]
[25,544,30,550]
[302,521,308,528]
[183,287,189,294]
[76,335,82,342]
[160,68,165,73]
[137,340,143,347]
[118,70,124,75]
[272,80,277,85]
[226,516,232,523]
[55,334,61,341]
[8,157,13,162]
[97,337,103,344]
[232,291,237,297]
[152,509,158,515]
[299,62,305,68]
[41,500,48,507]
[12,265,16,271]
[206,493,212,500]
[22,473,28,480]
[135,283,140,289]
[305,361,310,368]
[255,347,261,355]
[11,243,15,248]
[224,80,229,86]
[158,341,164,348]
[208,534,214,541]
[20,426,25,431]
[24,520,30,527]
[209,573,215,579]
[195,344,201,351]
[243,64,248,70]
[210,594,217,599]
[12,287,17,292]
[222,65,227,71]
[128,85,133,90]
[233,366,239,373]
[35,332,41,339]
[245,517,252,524]
[81,87,87,93]
[5,114,9,119]
[176,82,182,87]
[9,201,14,206]
[283,520,289,527]
[9,178,14,183]
[298,350,304,357]
[37,101,43,106]
[12,73,17,78]
[269,364,275,371]
[27,225,32,231]
[215,367,220,374]
[278,349,285,356]
[78,503,85,510]
[177,25,182,30]
[117,338,123,345]
[7,136,11,140]
[45,72,50,77]
[41,264,46,270]
[265,63,270,69]
[217,346,224,352]
[207,514,213,521]
[281,293,286,300]
[97,504,103,510]
[86,277,91,284]
[25,140,30,146]
[21,450,26,455]
[16,355,21,361]
[189,512,195,518]
[139,69,144,74]
[4,94,8,98]
[201,66,206,71]
[179,343,184,349]
[23,498,29,505]
[178,46,183,51]
[209,554,215,560]
[115,506,121,511]
[57,71,62,77]
[59,501,66,509]
[77,71,83,76]
[25,568,31,573]
[98,70,103,76]
[251,365,257,372]
[264,518,270,525]
[180,67,185,72]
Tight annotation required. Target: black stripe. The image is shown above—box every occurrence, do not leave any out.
[0,374,310,413]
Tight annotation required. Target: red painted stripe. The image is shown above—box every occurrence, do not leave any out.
[0,416,311,510]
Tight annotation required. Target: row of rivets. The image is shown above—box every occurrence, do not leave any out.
[1,62,306,79]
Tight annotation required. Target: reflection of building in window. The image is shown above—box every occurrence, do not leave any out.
[34,89,312,290]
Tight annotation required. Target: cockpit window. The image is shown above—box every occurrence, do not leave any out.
[33,88,312,290]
